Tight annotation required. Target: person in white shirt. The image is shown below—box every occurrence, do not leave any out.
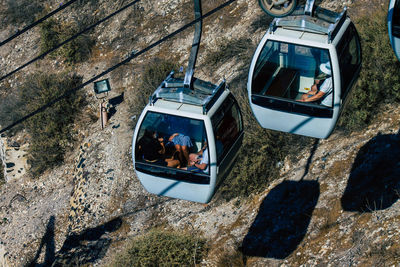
[298,62,333,107]
[186,142,209,173]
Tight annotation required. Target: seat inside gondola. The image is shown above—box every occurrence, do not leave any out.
[252,41,332,106]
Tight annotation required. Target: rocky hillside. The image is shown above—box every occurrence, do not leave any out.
[1,0,399,266]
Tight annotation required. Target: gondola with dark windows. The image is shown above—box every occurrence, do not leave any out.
[248,1,361,139]
[132,0,243,203]
[389,0,400,61]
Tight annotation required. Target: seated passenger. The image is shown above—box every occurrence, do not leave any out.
[186,142,209,173]
[298,62,333,107]
[137,127,180,168]
[168,133,193,167]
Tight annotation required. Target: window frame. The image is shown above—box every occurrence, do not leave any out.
[336,22,362,99]
[134,111,211,184]
[251,40,334,118]
[211,94,243,164]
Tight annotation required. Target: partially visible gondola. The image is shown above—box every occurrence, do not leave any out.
[248,3,361,138]
[389,0,400,61]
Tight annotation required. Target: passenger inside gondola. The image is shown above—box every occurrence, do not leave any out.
[136,112,207,169]
[137,127,180,168]
[298,62,333,106]
[186,141,209,173]
[252,41,333,107]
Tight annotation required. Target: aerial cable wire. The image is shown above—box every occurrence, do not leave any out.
[0,0,142,83]
[0,0,79,47]
[0,0,237,134]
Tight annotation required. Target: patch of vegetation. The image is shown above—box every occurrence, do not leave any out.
[112,228,207,266]
[0,89,24,135]
[40,19,94,64]
[250,12,273,33]
[19,73,85,177]
[128,59,178,124]
[338,6,400,131]
[216,250,245,267]
[203,37,253,74]
[2,0,43,26]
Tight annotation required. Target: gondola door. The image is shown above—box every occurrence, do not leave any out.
[389,0,400,61]
[211,93,244,186]
[336,22,362,113]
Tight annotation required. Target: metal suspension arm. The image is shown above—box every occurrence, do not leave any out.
[305,0,316,16]
[184,0,202,89]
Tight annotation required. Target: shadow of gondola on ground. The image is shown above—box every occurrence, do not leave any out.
[51,217,122,266]
[341,132,400,212]
[26,216,55,267]
[241,180,320,259]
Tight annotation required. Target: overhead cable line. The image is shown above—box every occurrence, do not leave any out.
[0,0,142,83]
[0,0,237,134]
[0,0,79,47]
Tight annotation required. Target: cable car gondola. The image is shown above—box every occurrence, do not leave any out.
[248,2,362,139]
[389,0,400,61]
[132,0,243,203]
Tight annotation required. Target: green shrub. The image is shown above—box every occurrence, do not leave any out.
[338,6,400,130]
[40,19,94,64]
[112,229,207,266]
[3,0,43,26]
[19,73,85,177]
[128,59,178,121]
[203,37,253,74]
[0,90,24,135]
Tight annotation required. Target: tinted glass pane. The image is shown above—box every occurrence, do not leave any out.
[135,111,210,180]
[394,0,400,26]
[252,40,333,108]
[338,24,361,96]
[212,95,242,163]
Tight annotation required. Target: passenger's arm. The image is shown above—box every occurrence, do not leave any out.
[299,91,325,102]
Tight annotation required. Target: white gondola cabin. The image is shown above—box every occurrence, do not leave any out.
[389,0,400,61]
[248,6,361,139]
[132,73,244,203]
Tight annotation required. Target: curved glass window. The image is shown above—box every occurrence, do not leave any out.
[211,94,243,164]
[135,111,210,184]
[393,0,400,37]
[251,40,334,118]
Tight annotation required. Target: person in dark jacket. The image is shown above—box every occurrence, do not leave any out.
[137,127,180,168]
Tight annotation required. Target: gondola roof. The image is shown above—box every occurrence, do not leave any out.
[268,6,348,44]
[149,72,226,115]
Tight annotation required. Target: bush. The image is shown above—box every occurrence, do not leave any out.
[338,6,400,130]
[19,73,85,177]
[40,19,94,64]
[3,0,43,26]
[0,89,24,135]
[128,59,178,121]
[203,37,253,74]
[112,229,207,266]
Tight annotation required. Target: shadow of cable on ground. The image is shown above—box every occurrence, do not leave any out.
[341,131,400,212]
[27,217,122,267]
[240,179,320,259]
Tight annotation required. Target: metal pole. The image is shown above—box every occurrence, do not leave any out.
[305,0,316,16]
[184,0,202,89]
[100,100,108,129]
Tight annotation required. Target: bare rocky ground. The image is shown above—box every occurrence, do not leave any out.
[1,0,399,266]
